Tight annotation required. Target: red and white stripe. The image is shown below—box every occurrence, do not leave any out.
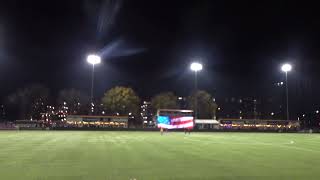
[158,116,194,129]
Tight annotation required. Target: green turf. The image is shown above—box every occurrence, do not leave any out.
[0,131,319,180]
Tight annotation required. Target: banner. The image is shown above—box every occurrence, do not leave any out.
[157,116,194,129]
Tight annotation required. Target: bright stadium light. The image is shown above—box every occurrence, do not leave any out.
[190,62,203,119]
[87,54,101,65]
[281,63,292,72]
[190,62,203,72]
[281,63,292,120]
[87,54,101,114]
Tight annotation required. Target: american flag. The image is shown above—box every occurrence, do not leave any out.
[157,116,194,129]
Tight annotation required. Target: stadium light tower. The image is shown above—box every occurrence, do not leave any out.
[190,62,203,119]
[87,54,101,109]
[281,63,292,120]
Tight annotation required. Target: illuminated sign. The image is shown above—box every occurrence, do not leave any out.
[157,116,194,129]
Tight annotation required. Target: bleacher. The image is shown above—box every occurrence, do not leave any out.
[0,122,15,130]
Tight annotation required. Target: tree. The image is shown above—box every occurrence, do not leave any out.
[0,105,5,121]
[7,84,49,119]
[187,90,218,119]
[151,92,178,113]
[101,86,140,115]
[57,88,89,115]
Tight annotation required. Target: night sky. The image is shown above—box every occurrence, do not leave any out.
[1,0,320,113]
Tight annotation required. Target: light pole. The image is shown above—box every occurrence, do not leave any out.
[190,62,203,119]
[87,54,101,113]
[281,63,292,120]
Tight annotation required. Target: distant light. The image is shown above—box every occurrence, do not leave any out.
[102,111,105,115]
[281,63,292,72]
[129,112,132,116]
[316,110,319,114]
[218,107,221,111]
[190,62,203,72]
[116,113,119,116]
[271,112,274,116]
[303,114,305,117]
[87,54,101,65]
[178,97,183,100]
[280,82,284,85]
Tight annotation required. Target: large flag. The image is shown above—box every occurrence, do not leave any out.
[157,116,194,129]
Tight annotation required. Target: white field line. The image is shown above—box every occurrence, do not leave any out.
[184,137,319,153]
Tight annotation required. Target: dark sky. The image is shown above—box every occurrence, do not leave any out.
[0,0,320,112]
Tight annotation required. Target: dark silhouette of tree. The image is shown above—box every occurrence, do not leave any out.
[187,90,218,119]
[151,92,178,113]
[7,84,49,120]
[101,86,140,115]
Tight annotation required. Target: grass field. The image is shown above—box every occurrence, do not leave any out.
[0,131,319,180]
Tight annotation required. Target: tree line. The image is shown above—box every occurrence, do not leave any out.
[3,84,217,120]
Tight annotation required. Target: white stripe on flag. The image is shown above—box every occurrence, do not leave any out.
[170,116,194,122]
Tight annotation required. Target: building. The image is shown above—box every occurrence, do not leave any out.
[195,119,220,129]
[15,120,45,128]
[39,105,66,124]
[141,101,154,127]
[217,96,284,120]
[219,118,300,131]
[217,97,260,119]
[240,98,260,119]
[299,111,320,129]
[65,115,128,128]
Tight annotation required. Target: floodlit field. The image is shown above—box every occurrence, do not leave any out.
[0,131,319,180]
